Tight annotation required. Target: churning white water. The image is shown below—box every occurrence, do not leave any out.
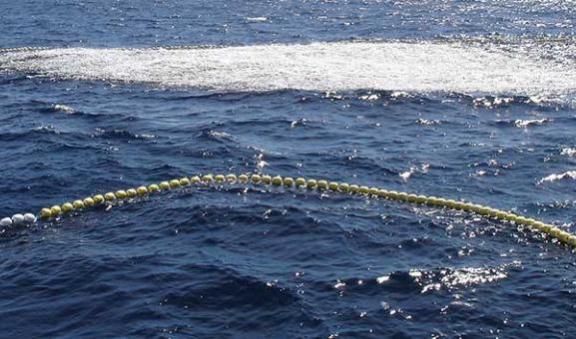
[1,41,575,102]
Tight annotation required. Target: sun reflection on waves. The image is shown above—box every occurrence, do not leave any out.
[374,262,520,294]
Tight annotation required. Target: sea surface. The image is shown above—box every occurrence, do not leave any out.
[1,0,576,337]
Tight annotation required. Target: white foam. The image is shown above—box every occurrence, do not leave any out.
[538,170,576,184]
[514,118,551,128]
[560,148,576,157]
[53,104,75,114]
[1,41,576,100]
[246,17,268,22]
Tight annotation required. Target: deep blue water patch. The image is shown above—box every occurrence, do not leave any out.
[1,0,576,337]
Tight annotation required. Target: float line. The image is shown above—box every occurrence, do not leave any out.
[0,173,574,248]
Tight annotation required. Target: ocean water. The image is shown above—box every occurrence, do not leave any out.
[1,0,576,337]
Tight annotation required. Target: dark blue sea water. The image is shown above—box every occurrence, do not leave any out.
[1,0,576,337]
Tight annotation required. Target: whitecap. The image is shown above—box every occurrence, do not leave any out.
[538,170,576,184]
[514,118,550,128]
[246,17,268,22]
[52,104,75,114]
[560,148,576,157]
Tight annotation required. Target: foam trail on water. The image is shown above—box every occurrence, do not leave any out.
[1,41,575,101]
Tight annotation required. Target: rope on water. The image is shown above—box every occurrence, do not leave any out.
[1,173,574,248]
